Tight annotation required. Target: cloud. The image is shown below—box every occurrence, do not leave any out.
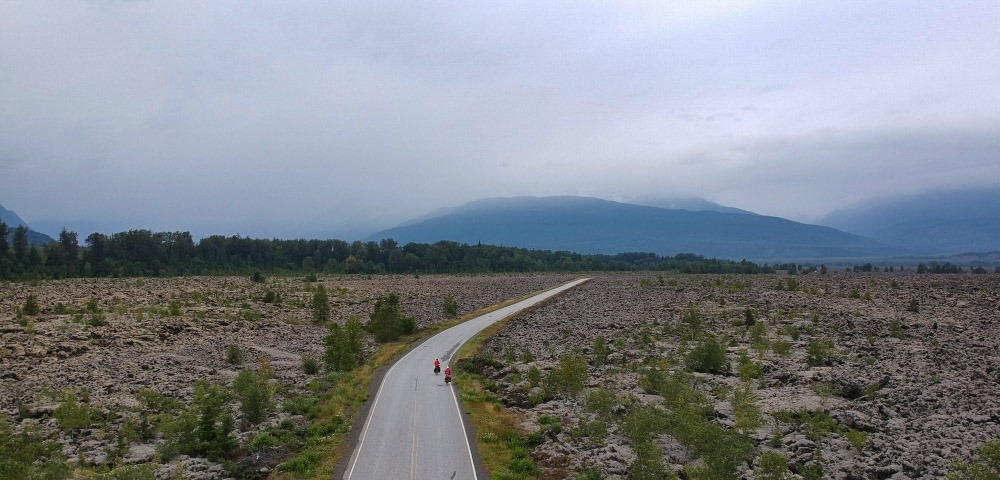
[1,0,998,238]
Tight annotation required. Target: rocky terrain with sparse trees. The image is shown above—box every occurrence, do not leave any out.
[0,273,571,479]
[3,271,1000,479]
[474,272,1000,479]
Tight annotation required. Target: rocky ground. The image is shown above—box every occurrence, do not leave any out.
[4,272,999,479]
[478,272,1000,479]
[0,273,572,479]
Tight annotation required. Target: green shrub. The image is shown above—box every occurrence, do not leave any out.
[224,345,245,365]
[629,439,667,480]
[311,284,330,324]
[366,292,415,342]
[772,340,792,356]
[521,348,534,363]
[738,351,763,381]
[23,294,40,316]
[301,355,319,374]
[744,308,756,326]
[806,339,832,367]
[777,325,800,340]
[576,467,605,480]
[756,451,790,479]
[54,390,91,432]
[889,319,905,339]
[592,336,611,367]
[527,365,542,387]
[282,396,319,416]
[947,438,1000,479]
[846,428,868,452]
[538,414,562,435]
[442,294,459,317]
[687,336,729,374]
[549,353,588,398]
[749,322,769,352]
[584,388,616,419]
[732,382,763,433]
[233,369,272,425]
[324,315,365,372]
[248,432,281,451]
[277,450,321,477]
[159,381,236,462]
[0,417,71,480]
[573,418,609,442]
[251,270,264,283]
[168,299,182,316]
[85,297,101,313]
[87,310,108,327]
[907,298,920,313]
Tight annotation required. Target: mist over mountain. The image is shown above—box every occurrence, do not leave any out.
[613,195,758,216]
[367,196,890,261]
[820,188,1000,254]
[0,202,56,245]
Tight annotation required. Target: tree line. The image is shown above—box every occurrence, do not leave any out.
[0,221,774,281]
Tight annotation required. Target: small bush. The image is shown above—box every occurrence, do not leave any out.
[311,285,330,324]
[224,345,245,365]
[549,353,588,398]
[23,294,40,316]
[248,432,280,451]
[846,428,868,452]
[87,311,107,327]
[54,390,91,432]
[806,339,832,367]
[167,299,182,316]
[442,294,459,317]
[251,270,264,283]
[527,365,542,387]
[85,298,100,313]
[889,319,905,339]
[772,340,792,356]
[756,451,790,480]
[738,351,763,380]
[907,298,920,313]
[947,437,1000,479]
[592,336,611,367]
[233,370,272,426]
[366,292,415,342]
[0,417,71,479]
[687,336,729,374]
[301,355,319,374]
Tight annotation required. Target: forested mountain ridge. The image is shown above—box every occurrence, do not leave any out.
[0,201,56,245]
[367,196,891,260]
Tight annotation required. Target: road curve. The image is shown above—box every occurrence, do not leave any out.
[342,278,590,480]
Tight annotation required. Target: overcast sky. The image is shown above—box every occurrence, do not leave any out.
[2,1,999,240]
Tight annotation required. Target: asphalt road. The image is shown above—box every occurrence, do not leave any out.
[342,278,590,480]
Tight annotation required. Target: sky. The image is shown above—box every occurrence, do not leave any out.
[2,1,999,240]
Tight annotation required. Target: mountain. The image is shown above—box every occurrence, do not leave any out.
[0,202,56,245]
[367,196,890,260]
[820,188,1000,255]
[616,195,758,216]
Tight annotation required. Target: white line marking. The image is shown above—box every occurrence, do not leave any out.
[344,351,408,479]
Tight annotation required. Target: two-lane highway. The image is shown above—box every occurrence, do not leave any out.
[343,278,590,479]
